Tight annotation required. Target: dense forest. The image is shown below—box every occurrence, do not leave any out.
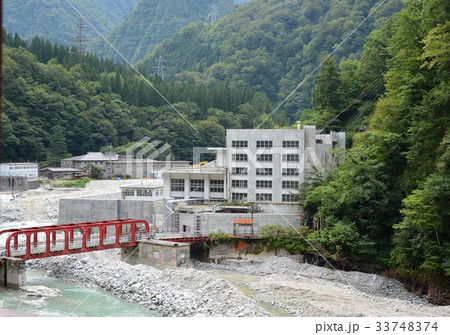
[301,0,450,304]
[137,0,402,119]
[1,0,449,303]
[93,0,235,64]
[1,30,270,165]
[2,0,137,45]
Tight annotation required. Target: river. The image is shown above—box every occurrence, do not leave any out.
[0,268,158,317]
[0,219,157,317]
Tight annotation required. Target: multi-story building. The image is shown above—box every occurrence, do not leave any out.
[163,126,345,214]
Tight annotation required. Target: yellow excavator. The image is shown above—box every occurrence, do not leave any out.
[195,161,208,167]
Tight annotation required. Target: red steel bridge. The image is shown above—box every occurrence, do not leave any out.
[0,219,151,260]
[0,219,209,260]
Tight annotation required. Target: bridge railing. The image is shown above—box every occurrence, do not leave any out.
[0,219,151,260]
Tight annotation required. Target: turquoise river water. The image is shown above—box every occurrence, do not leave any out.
[0,268,158,317]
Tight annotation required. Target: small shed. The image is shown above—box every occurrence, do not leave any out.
[39,167,82,179]
[233,218,254,236]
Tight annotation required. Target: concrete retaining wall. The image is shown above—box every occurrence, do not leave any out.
[58,198,165,226]
[0,177,39,192]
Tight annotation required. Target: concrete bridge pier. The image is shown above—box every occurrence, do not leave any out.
[0,258,27,289]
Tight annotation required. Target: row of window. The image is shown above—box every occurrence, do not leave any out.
[124,189,162,197]
[232,154,300,162]
[172,178,299,191]
[231,168,299,176]
[231,140,300,148]
[231,193,297,202]
[170,179,225,193]
[231,180,299,189]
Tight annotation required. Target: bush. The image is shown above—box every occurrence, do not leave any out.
[260,224,311,254]
[52,177,90,188]
[209,230,233,243]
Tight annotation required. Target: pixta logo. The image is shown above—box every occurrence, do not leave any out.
[126,137,172,179]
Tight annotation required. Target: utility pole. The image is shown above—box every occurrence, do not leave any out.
[71,15,92,62]
[154,56,166,81]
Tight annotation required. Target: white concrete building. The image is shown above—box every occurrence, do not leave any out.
[163,126,345,216]
[120,180,164,201]
[0,163,39,178]
[163,167,228,201]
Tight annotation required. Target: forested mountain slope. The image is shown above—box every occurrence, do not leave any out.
[93,0,235,64]
[303,0,450,304]
[137,0,402,120]
[1,31,270,165]
[2,0,138,45]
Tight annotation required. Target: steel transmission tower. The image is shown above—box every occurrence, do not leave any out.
[154,56,166,81]
[71,15,92,62]
[210,4,218,23]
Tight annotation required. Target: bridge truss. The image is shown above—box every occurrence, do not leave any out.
[0,219,151,260]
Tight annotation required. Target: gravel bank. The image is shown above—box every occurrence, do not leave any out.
[28,252,450,317]
[29,251,268,317]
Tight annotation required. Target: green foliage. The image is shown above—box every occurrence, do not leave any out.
[304,0,450,284]
[94,0,234,63]
[309,218,361,262]
[139,0,402,118]
[52,177,90,188]
[3,0,137,45]
[84,164,103,180]
[209,230,233,243]
[260,224,311,255]
[2,31,269,163]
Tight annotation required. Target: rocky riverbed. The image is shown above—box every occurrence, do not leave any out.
[28,251,450,317]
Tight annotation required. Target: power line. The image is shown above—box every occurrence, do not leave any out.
[253,0,389,132]
[65,0,199,134]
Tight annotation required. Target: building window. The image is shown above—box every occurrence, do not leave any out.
[282,194,297,202]
[190,179,204,192]
[164,250,171,262]
[232,154,248,161]
[171,179,185,192]
[140,245,148,258]
[232,180,248,188]
[232,193,247,201]
[137,189,152,197]
[256,168,272,176]
[256,193,272,201]
[283,154,299,162]
[153,249,160,260]
[256,180,272,188]
[282,168,299,176]
[256,140,273,148]
[124,190,135,196]
[257,154,273,162]
[232,140,248,148]
[283,141,299,148]
[210,180,224,193]
[282,181,299,189]
[232,167,248,175]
